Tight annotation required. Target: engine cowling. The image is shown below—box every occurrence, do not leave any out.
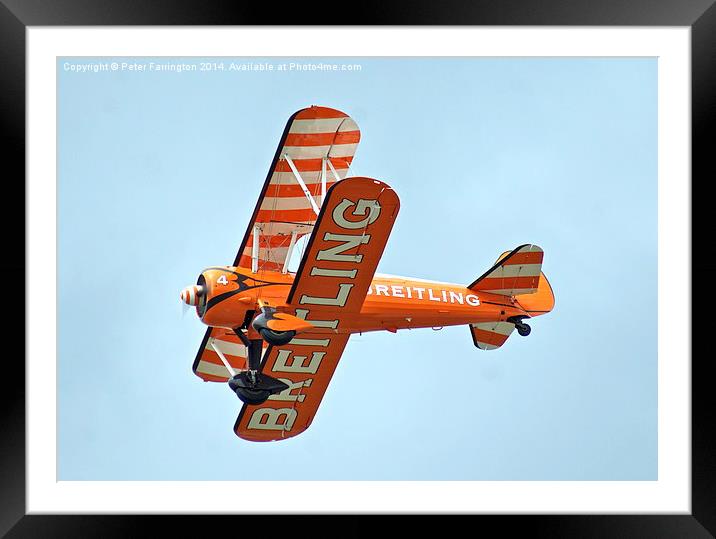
[180,267,253,327]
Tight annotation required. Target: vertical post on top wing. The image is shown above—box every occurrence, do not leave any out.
[251,224,260,273]
[282,229,298,274]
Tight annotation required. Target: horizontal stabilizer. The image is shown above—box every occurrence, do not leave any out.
[469,321,515,350]
[469,244,543,296]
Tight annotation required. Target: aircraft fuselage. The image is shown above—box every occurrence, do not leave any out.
[195,266,534,334]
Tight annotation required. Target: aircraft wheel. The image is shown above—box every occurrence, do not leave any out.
[259,328,296,346]
[516,323,531,337]
[235,386,271,405]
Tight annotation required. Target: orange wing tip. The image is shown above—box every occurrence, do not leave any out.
[294,106,348,120]
[234,412,311,442]
[235,428,307,442]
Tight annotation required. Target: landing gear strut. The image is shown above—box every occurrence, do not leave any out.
[228,327,288,405]
[507,316,532,337]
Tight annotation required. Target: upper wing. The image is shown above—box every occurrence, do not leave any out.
[234,105,361,272]
[193,106,359,377]
[234,177,400,441]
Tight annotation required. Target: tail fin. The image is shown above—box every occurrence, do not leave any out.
[468,244,554,350]
[469,244,543,296]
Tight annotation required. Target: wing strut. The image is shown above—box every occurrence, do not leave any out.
[320,157,327,205]
[209,338,237,377]
[283,154,320,216]
[326,158,343,183]
[281,229,298,274]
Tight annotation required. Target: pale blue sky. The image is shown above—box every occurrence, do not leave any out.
[58,57,657,480]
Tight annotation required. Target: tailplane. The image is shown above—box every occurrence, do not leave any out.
[469,244,544,296]
[470,321,516,350]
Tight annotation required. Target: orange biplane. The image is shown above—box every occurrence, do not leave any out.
[180,106,555,442]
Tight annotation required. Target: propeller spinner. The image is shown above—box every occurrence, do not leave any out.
[180,284,205,306]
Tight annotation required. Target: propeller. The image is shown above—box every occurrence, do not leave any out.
[180,284,205,317]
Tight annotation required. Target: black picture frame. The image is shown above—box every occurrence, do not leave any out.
[2,1,711,536]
